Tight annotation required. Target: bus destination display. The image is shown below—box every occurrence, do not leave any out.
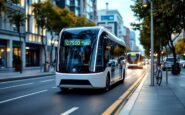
[64,39,91,46]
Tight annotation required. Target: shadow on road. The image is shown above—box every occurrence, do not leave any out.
[55,81,124,95]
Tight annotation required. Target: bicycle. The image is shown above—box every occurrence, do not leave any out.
[154,64,163,86]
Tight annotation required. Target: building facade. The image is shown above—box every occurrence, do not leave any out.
[123,26,137,51]
[129,30,136,51]
[96,8,124,39]
[0,0,25,68]
[0,0,55,69]
[54,0,97,22]
[123,27,130,49]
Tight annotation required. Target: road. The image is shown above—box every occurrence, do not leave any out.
[0,66,147,115]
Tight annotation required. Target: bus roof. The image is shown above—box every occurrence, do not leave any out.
[61,26,126,47]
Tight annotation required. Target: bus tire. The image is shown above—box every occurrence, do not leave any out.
[105,73,110,91]
[60,87,68,92]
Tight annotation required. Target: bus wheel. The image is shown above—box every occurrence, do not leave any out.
[105,74,110,91]
[122,69,126,83]
[60,87,68,92]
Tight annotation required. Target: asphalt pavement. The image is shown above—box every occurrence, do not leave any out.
[0,67,147,115]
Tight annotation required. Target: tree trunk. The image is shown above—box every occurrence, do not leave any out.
[41,28,48,72]
[50,31,54,64]
[18,24,23,73]
[169,35,180,75]
[157,49,161,65]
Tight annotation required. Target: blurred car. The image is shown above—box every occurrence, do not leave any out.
[145,59,149,64]
[142,61,145,65]
[180,59,185,68]
[162,57,181,71]
[162,57,174,71]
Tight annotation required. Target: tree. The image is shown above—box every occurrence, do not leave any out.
[32,2,49,72]
[60,8,77,28]
[131,2,162,63]
[32,1,78,69]
[131,0,185,74]
[76,16,96,27]
[175,39,185,54]
[0,0,7,28]
[0,0,6,12]
[8,0,26,73]
[42,1,77,64]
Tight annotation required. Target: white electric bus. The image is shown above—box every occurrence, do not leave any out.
[127,52,143,69]
[56,26,127,91]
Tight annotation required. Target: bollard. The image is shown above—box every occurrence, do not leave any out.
[165,63,168,85]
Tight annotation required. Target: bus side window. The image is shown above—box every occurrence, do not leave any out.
[104,36,110,67]
[96,32,106,72]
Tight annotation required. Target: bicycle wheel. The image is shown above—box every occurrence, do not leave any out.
[157,70,162,86]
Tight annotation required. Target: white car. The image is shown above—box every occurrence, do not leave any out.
[162,57,182,70]
[180,59,185,68]
[162,57,174,70]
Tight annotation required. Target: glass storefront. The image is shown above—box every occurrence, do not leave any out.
[13,41,21,67]
[26,43,40,67]
[0,40,7,68]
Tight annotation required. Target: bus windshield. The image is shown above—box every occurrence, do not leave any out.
[58,30,98,73]
[127,53,141,64]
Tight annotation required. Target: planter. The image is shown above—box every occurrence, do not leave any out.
[15,65,21,72]
[171,63,181,75]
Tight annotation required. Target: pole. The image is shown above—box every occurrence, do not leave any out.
[150,1,154,86]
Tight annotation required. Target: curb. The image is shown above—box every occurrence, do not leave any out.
[102,69,148,115]
[119,71,148,115]
[0,73,55,82]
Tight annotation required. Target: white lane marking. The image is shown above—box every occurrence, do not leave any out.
[60,107,79,115]
[0,83,33,90]
[0,76,54,84]
[40,79,54,83]
[0,90,47,104]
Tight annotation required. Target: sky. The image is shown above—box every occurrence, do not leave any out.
[97,0,143,50]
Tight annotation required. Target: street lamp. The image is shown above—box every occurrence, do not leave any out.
[143,0,154,86]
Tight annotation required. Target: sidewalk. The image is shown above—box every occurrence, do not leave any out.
[120,68,185,115]
[0,67,55,82]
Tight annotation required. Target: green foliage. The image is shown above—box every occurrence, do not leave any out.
[114,46,125,56]
[32,0,95,34]
[126,48,131,52]
[76,16,96,27]
[8,10,25,32]
[32,2,47,30]
[60,8,77,28]
[11,0,20,4]
[175,39,185,54]
[131,0,185,74]
[0,0,6,12]
[131,0,185,57]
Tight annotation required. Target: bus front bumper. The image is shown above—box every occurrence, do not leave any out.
[55,72,107,89]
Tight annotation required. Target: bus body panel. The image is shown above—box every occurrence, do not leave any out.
[56,69,109,88]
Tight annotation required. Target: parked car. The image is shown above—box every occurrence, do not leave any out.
[180,59,185,68]
[162,57,174,71]
[162,57,182,71]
